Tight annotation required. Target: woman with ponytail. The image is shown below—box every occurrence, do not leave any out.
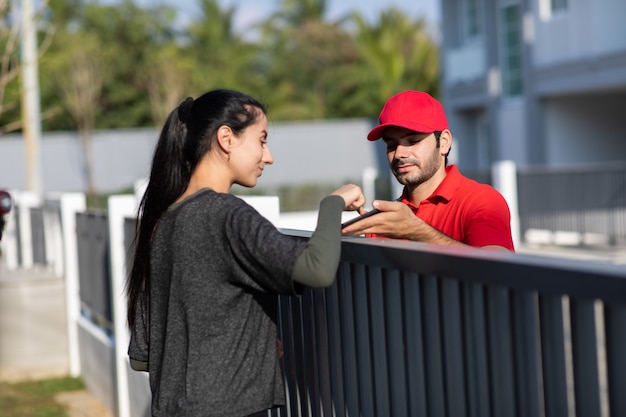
[126,89,365,417]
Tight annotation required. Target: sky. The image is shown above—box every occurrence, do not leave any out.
[221,0,440,27]
[152,0,441,33]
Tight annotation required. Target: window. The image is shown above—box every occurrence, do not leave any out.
[551,0,568,13]
[461,0,484,41]
[540,0,568,20]
[501,4,523,96]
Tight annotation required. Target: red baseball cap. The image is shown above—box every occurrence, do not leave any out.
[367,90,449,141]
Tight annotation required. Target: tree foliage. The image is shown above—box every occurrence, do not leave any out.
[349,7,440,115]
[2,0,440,133]
[0,0,54,134]
[46,31,106,194]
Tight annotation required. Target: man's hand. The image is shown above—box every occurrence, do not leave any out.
[342,200,511,250]
[341,200,469,246]
[341,200,415,238]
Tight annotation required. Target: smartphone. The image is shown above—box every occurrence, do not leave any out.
[341,209,381,228]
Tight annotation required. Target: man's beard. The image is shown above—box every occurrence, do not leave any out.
[392,150,440,188]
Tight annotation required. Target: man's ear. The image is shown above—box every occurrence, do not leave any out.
[440,129,452,155]
[216,125,234,153]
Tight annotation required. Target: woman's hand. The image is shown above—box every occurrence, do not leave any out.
[330,184,366,211]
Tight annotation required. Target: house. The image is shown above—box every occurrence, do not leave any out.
[439,0,626,171]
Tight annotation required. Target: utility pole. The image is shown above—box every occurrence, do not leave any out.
[20,0,43,196]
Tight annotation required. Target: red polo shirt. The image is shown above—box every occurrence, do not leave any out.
[382,165,515,250]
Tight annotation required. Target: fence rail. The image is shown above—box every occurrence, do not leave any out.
[517,162,626,245]
[276,237,626,417]
[65,210,626,417]
[76,211,113,330]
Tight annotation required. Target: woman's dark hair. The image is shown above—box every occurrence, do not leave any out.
[126,89,267,327]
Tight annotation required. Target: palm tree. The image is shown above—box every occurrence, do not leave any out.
[350,7,440,113]
[47,32,106,196]
[142,45,193,126]
[185,0,259,94]
[254,0,363,120]
[275,0,328,25]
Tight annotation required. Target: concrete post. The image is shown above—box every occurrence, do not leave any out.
[20,0,43,197]
[43,194,65,276]
[60,193,86,377]
[108,195,139,417]
[362,167,378,209]
[492,160,521,249]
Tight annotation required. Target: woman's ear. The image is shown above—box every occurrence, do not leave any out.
[216,125,234,154]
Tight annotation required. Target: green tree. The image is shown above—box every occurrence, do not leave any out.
[44,0,81,27]
[32,0,441,132]
[256,0,361,120]
[40,0,180,130]
[82,0,179,129]
[45,31,107,194]
[348,7,440,116]
[0,0,54,134]
[275,0,327,25]
[0,0,24,133]
[184,0,259,95]
[142,45,194,126]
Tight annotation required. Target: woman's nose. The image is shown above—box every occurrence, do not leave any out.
[264,147,274,165]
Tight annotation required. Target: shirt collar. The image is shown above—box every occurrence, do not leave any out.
[400,165,462,209]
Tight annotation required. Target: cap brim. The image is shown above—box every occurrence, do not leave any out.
[367,121,439,141]
[367,124,388,141]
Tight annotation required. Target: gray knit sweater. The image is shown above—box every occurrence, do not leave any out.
[128,189,344,416]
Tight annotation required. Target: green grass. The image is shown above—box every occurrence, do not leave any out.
[0,376,84,417]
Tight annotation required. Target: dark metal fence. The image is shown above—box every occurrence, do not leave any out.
[124,217,137,278]
[69,187,626,417]
[274,237,626,417]
[76,211,113,330]
[517,163,626,245]
[13,205,22,265]
[30,207,46,264]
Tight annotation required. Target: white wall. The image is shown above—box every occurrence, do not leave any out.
[534,0,626,66]
[259,119,377,187]
[545,93,626,165]
[1,129,157,193]
[0,119,379,194]
[497,99,528,164]
[444,43,487,85]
